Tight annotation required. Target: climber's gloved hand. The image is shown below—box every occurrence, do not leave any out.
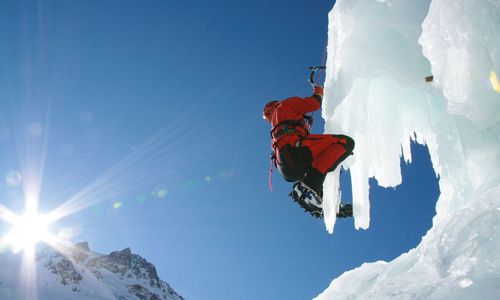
[313,85,324,97]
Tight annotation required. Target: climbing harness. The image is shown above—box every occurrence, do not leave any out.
[269,119,307,191]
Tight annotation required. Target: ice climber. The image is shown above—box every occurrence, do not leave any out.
[263,84,355,219]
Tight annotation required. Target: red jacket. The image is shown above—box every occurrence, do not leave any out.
[270,92,322,150]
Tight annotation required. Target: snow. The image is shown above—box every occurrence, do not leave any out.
[0,243,183,300]
[317,0,500,298]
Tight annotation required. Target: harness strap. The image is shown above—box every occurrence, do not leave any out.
[270,119,310,140]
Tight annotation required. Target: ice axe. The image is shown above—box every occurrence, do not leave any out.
[308,66,326,87]
[304,66,326,129]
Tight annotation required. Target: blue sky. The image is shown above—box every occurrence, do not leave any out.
[0,1,439,299]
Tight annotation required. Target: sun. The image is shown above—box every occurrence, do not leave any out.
[4,212,51,253]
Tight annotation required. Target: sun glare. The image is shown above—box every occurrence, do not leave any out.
[4,212,51,253]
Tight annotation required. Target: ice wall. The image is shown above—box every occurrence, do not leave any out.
[318,0,500,298]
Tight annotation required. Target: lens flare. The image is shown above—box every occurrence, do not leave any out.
[158,189,167,198]
[5,171,22,187]
[490,71,500,93]
[153,185,168,198]
[137,194,147,204]
[187,180,195,189]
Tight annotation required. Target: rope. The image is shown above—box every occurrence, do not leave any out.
[269,157,274,192]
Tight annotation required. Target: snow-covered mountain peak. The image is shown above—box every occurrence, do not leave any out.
[74,241,90,252]
[0,242,184,300]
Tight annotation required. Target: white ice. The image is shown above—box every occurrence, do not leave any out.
[318,0,500,298]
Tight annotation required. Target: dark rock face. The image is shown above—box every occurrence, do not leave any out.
[72,242,90,263]
[127,284,163,300]
[45,256,83,287]
[130,254,162,288]
[74,242,90,252]
[86,247,161,287]
[109,248,133,268]
[87,247,133,275]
